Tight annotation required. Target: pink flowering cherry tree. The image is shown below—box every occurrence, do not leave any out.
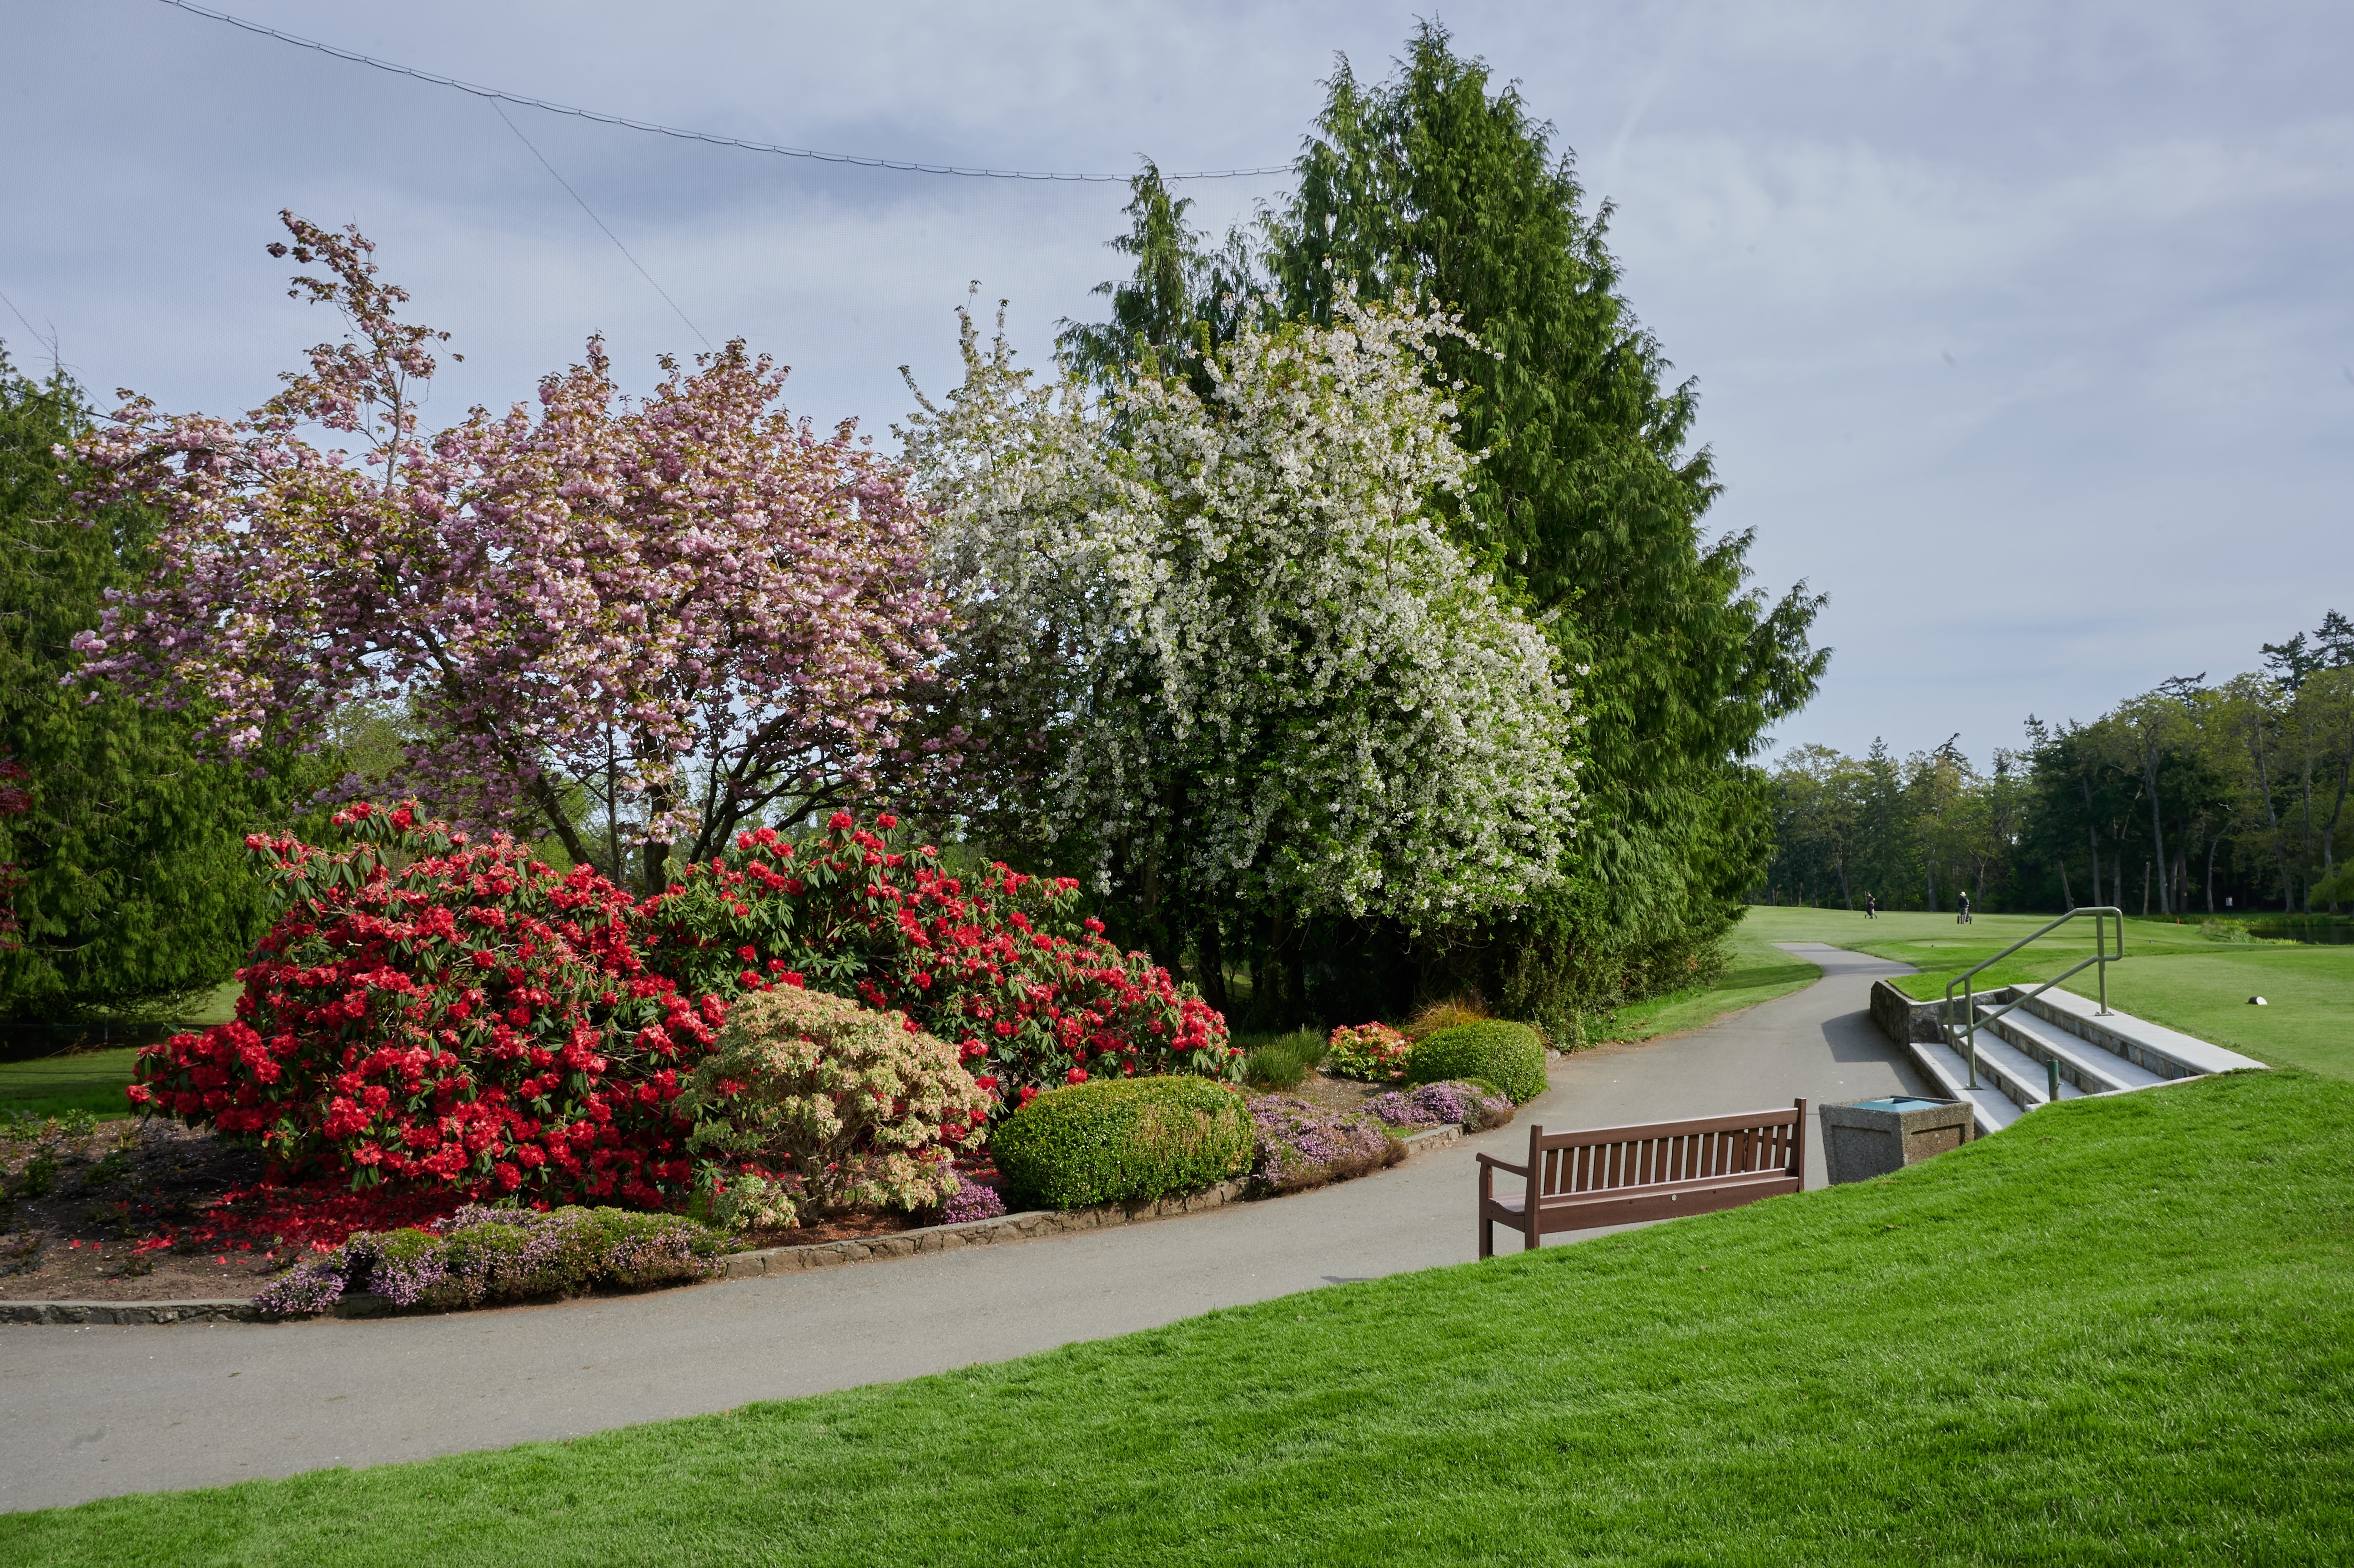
[71,214,950,890]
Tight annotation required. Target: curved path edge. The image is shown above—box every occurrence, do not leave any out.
[2,945,1921,1513]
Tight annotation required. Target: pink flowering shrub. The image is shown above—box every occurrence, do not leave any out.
[1324,1021,1412,1083]
[679,985,988,1223]
[640,811,1236,1102]
[129,802,717,1208]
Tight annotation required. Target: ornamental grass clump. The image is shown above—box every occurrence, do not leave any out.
[991,1076,1252,1209]
[1247,1097,1404,1195]
[251,1205,726,1316]
[1405,1020,1547,1103]
[1362,1080,1514,1133]
[680,985,991,1227]
[1323,1021,1412,1083]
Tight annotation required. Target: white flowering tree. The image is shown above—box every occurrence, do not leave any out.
[901,294,1580,1008]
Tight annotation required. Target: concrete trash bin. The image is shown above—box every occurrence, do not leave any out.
[1821,1096,1973,1184]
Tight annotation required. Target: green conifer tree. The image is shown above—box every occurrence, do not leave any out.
[1257,25,1827,1024]
[0,347,322,1023]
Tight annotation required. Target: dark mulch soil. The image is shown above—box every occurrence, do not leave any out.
[1283,1069,1396,1115]
[0,1118,275,1301]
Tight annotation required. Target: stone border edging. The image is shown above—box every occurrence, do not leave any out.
[0,1122,1475,1323]
[2,1298,259,1325]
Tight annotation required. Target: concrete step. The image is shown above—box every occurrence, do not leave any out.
[1955,1027,2095,1114]
[1906,1037,2026,1135]
[2009,986,2268,1079]
[1971,1002,2170,1095]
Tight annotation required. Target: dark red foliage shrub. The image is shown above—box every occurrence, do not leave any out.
[130,802,719,1207]
[639,812,1236,1105]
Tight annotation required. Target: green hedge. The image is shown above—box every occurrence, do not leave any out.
[991,1076,1253,1209]
[1405,1021,1547,1103]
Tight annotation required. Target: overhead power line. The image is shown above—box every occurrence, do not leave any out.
[491,101,711,349]
[154,0,1297,184]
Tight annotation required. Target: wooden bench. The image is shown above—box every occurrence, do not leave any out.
[1477,1100,1808,1256]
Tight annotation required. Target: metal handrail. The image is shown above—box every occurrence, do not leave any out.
[1942,907,2125,1093]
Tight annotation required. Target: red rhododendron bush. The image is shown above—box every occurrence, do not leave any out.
[131,802,717,1210]
[132,802,1232,1221]
[641,811,1236,1108]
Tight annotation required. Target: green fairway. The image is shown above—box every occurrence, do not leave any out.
[1741,906,2354,1081]
[1585,918,1824,1046]
[10,1068,2346,1564]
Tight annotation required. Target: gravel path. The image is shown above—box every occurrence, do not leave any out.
[1,942,1922,1512]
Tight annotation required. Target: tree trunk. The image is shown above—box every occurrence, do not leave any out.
[1835,854,1852,910]
[640,781,674,896]
[2140,742,2172,915]
[1196,909,1229,1017]
[2059,858,2074,910]
[2205,833,2221,914]
[2142,860,2151,916]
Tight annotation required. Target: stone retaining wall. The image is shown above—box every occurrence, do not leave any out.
[1871,978,1946,1046]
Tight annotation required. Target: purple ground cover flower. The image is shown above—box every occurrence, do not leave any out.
[251,1206,725,1316]
[1362,1080,1514,1133]
[941,1182,1008,1224]
[1248,1096,1404,1194]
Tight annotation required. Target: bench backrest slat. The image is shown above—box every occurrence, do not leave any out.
[1529,1102,1807,1199]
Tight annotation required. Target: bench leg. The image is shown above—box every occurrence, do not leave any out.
[1479,1210,1492,1260]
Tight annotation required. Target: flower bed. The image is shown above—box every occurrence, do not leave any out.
[1246,1096,1404,1195]
[126,802,1238,1237]
[253,1205,728,1316]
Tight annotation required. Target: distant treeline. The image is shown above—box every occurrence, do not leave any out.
[1762,615,2354,917]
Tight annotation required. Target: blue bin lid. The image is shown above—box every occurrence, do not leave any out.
[1847,1096,1947,1112]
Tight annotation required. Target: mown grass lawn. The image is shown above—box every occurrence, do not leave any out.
[0,982,240,1121]
[10,1068,2347,1565]
[0,1046,143,1120]
[1741,906,2354,1080]
[1584,919,1825,1046]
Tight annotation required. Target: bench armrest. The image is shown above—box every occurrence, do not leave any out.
[1475,1153,1529,1176]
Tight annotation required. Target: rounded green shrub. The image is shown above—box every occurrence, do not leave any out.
[1405,1021,1547,1103]
[990,1076,1253,1209]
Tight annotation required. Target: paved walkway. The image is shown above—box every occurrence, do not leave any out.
[1,943,1921,1512]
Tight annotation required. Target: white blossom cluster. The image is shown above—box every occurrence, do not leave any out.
[901,295,1580,923]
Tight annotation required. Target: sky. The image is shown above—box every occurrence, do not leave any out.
[5,0,2349,770]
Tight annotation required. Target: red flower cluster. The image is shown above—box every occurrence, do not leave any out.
[640,812,1235,1098]
[131,802,716,1207]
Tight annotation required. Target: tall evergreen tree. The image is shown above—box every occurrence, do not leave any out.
[1258,25,1825,1020]
[0,347,319,1021]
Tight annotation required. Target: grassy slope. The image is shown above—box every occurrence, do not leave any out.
[1585,917,1823,1046]
[1740,908,2354,1081]
[13,1069,2347,1565]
